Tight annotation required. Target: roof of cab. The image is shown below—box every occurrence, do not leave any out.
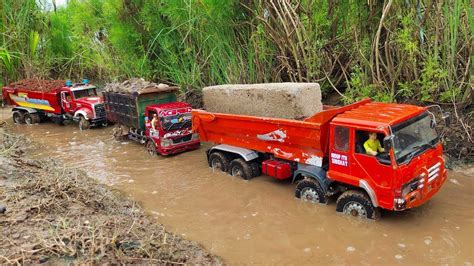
[147,101,191,111]
[332,101,426,128]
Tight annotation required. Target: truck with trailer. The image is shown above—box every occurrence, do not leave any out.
[2,79,107,130]
[103,85,200,156]
[192,98,449,219]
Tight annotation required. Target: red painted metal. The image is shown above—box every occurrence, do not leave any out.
[144,102,200,155]
[193,98,447,211]
[2,83,103,120]
[262,160,292,180]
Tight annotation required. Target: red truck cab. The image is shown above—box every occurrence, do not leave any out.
[327,102,447,212]
[144,102,200,155]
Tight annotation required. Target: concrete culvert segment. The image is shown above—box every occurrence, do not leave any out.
[202,83,322,119]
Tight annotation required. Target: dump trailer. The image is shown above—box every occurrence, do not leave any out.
[103,87,200,156]
[192,98,449,219]
[2,79,106,130]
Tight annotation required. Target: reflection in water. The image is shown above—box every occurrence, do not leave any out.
[3,108,473,265]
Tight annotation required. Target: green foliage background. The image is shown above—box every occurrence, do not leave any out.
[0,0,472,103]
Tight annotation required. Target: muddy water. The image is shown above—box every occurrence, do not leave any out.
[2,109,473,264]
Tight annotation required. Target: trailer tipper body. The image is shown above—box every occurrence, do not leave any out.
[192,99,448,219]
[2,80,106,130]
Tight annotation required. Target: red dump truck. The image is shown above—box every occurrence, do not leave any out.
[192,99,449,219]
[103,86,200,156]
[2,79,106,130]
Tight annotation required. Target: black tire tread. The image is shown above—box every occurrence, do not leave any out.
[336,190,379,220]
[229,158,253,180]
[295,179,328,204]
[208,151,230,172]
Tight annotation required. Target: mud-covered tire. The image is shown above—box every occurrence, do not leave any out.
[146,140,157,156]
[12,111,25,124]
[78,116,90,130]
[295,179,328,204]
[31,113,41,124]
[112,126,124,140]
[336,190,379,219]
[249,161,260,177]
[24,113,34,125]
[229,158,253,180]
[208,151,230,172]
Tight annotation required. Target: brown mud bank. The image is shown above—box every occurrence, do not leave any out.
[0,129,222,264]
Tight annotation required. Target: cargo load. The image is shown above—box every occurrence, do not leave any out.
[202,83,322,119]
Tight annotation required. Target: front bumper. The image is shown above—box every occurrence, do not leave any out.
[90,116,107,125]
[393,168,448,211]
[160,140,200,156]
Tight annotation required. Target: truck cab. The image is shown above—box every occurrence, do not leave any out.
[59,83,106,129]
[327,102,447,212]
[144,102,200,155]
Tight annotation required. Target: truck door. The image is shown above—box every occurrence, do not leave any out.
[60,91,73,113]
[328,125,352,183]
[351,130,394,206]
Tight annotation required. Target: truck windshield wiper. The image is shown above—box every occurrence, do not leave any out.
[404,143,435,164]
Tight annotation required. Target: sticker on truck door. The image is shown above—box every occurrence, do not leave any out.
[331,153,348,167]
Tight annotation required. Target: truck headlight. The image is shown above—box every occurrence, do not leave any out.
[401,177,421,196]
[160,138,173,147]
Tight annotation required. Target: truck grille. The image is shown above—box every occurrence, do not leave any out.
[94,104,106,118]
[172,134,192,144]
[427,162,441,183]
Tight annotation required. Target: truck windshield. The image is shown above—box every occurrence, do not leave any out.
[161,113,192,132]
[73,88,97,99]
[392,112,439,164]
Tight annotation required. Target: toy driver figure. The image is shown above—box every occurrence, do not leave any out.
[150,114,159,137]
[364,132,385,156]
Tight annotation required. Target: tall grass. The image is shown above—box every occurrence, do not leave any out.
[0,0,471,104]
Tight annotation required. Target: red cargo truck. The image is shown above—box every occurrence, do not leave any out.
[103,88,200,156]
[192,99,449,219]
[2,80,106,130]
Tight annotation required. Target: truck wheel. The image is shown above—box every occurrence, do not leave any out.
[249,161,261,177]
[146,140,157,156]
[229,158,253,180]
[79,116,91,130]
[295,179,327,204]
[336,190,380,219]
[24,113,34,125]
[208,152,230,172]
[31,113,41,124]
[12,111,25,124]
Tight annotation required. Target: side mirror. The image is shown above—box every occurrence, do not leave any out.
[383,135,394,150]
[442,112,451,127]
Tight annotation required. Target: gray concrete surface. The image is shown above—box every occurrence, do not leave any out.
[203,83,322,119]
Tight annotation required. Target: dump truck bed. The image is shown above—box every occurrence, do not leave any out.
[192,99,371,166]
[103,91,177,130]
[2,86,62,114]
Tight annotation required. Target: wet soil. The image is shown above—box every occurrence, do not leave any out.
[0,124,221,264]
[1,108,473,264]
[7,79,66,92]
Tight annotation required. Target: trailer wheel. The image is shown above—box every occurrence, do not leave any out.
[208,152,230,172]
[229,158,253,180]
[336,190,380,219]
[78,116,90,130]
[146,140,157,156]
[12,111,25,124]
[295,179,328,204]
